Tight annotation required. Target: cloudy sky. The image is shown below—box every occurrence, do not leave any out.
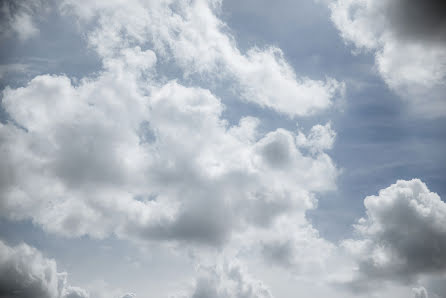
[0,0,446,297]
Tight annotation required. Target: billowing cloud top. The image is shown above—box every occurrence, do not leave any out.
[0,0,445,298]
[329,0,446,117]
[0,240,88,298]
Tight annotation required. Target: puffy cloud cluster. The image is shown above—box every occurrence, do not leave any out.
[329,0,446,116]
[342,179,446,292]
[0,0,341,262]
[0,240,88,298]
[0,2,345,297]
[61,0,344,117]
[0,50,338,250]
[187,261,273,298]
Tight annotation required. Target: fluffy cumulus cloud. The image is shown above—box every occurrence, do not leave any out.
[0,2,348,297]
[179,261,273,298]
[0,240,88,298]
[329,0,446,116]
[342,179,446,295]
[7,1,445,298]
[0,71,337,249]
[61,0,344,117]
[0,0,340,263]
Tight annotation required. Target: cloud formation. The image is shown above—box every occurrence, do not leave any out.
[0,0,49,41]
[329,0,446,116]
[62,0,344,117]
[188,261,273,298]
[342,179,446,292]
[0,50,338,249]
[4,1,444,298]
[0,240,88,298]
[412,287,428,298]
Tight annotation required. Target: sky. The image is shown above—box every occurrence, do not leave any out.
[0,0,446,297]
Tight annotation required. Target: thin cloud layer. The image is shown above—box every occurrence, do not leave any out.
[329,0,446,117]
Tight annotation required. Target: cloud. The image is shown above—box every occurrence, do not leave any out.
[412,287,428,298]
[0,240,88,298]
[342,179,446,291]
[0,64,30,80]
[329,0,446,117]
[187,261,273,298]
[257,217,334,272]
[0,1,346,295]
[385,0,446,42]
[0,46,338,249]
[61,0,344,117]
[0,0,50,41]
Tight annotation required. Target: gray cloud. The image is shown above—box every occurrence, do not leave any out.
[330,0,446,117]
[0,240,88,298]
[412,287,428,298]
[0,71,337,248]
[342,179,446,291]
[189,262,273,298]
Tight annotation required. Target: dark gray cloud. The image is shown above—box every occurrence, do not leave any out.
[389,0,446,42]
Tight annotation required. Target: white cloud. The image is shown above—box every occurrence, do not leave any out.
[329,0,446,117]
[412,287,428,298]
[0,49,338,249]
[0,1,349,296]
[0,240,88,298]
[341,179,446,291]
[296,122,336,154]
[183,260,273,298]
[61,0,344,117]
[253,215,334,273]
